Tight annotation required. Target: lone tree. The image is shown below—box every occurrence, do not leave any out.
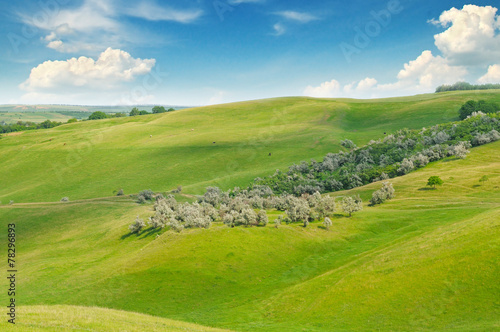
[323,217,332,231]
[152,106,167,114]
[479,175,489,186]
[129,107,140,116]
[340,139,357,150]
[129,216,146,234]
[88,111,108,120]
[341,195,363,217]
[427,176,443,189]
[370,182,395,206]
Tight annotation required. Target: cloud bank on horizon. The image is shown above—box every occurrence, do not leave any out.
[1,1,500,105]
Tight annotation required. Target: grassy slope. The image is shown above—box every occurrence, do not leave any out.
[2,90,500,203]
[1,305,232,331]
[1,140,498,331]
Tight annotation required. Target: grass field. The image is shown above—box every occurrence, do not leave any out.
[0,112,80,124]
[1,90,500,203]
[3,305,232,331]
[1,140,498,331]
[0,91,498,331]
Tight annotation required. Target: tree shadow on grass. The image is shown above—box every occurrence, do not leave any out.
[418,187,436,191]
[443,157,463,163]
[121,227,162,240]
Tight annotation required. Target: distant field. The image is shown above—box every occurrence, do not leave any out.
[1,90,499,203]
[0,111,89,124]
[1,140,498,331]
[0,104,189,124]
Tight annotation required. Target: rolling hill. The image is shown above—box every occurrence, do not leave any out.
[0,91,499,331]
[7,305,232,331]
[1,90,500,204]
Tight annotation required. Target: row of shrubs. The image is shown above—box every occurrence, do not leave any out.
[129,182,397,234]
[129,113,500,235]
[252,113,500,196]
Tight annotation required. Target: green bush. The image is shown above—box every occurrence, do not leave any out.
[459,100,499,120]
[88,111,108,120]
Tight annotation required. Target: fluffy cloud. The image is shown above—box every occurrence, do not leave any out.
[394,50,467,90]
[304,51,467,99]
[20,48,155,92]
[356,77,378,91]
[478,64,500,83]
[304,79,341,98]
[431,5,500,65]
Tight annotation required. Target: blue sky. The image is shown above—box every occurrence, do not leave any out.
[0,0,499,105]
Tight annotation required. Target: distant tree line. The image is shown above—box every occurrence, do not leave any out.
[129,106,175,117]
[0,120,62,134]
[436,82,500,93]
[88,106,175,120]
[88,111,126,120]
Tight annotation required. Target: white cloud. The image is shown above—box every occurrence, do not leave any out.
[20,48,155,93]
[304,79,341,98]
[478,64,500,83]
[304,51,467,99]
[47,40,64,50]
[394,50,467,90]
[432,5,500,65]
[21,0,202,53]
[356,77,378,91]
[275,11,319,23]
[273,23,286,36]
[125,2,203,23]
[228,0,265,4]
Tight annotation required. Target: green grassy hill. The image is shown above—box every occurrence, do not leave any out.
[0,91,499,331]
[1,90,500,203]
[3,305,232,331]
[1,140,498,331]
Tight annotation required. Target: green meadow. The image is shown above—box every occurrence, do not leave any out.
[0,91,499,331]
[1,90,500,204]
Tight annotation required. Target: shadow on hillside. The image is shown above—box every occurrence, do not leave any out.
[121,227,162,240]
[418,187,436,191]
[443,157,463,163]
